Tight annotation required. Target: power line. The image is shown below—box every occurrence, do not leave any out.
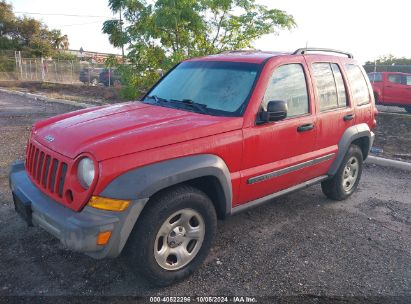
[14,12,113,18]
[59,21,104,27]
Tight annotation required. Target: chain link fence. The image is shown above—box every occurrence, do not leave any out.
[3,54,411,85]
[363,64,411,74]
[0,51,117,86]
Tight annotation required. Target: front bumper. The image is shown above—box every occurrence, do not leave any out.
[9,161,148,259]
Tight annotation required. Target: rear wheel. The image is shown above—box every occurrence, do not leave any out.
[124,185,217,286]
[321,145,363,200]
[374,92,379,104]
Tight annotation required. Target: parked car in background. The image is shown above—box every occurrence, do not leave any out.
[10,48,376,286]
[368,71,411,113]
[79,67,104,85]
[99,68,122,86]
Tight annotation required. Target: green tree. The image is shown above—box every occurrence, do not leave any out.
[103,0,295,96]
[365,54,411,66]
[364,55,411,74]
[0,1,14,37]
[0,0,69,57]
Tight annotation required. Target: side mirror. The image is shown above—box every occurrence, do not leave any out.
[259,100,288,123]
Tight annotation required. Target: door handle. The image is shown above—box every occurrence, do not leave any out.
[343,114,355,121]
[297,123,314,132]
[386,85,393,88]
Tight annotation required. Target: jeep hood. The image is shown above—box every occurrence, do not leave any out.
[32,102,243,161]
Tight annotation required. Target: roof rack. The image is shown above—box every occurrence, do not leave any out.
[219,49,261,54]
[293,48,353,59]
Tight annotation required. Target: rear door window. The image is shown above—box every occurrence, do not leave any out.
[345,64,370,106]
[312,63,347,111]
[331,64,348,107]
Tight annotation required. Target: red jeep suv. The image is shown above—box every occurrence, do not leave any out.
[9,48,376,286]
[368,71,411,113]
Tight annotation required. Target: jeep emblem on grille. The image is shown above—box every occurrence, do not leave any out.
[44,135,55,142]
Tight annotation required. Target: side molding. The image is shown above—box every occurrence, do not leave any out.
[100,154,232,214]
[328,123,372,176]
[232,175,328,215]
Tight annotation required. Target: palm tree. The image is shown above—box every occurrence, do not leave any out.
[51,30,69,50]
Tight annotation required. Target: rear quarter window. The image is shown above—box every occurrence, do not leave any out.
[345,64,370,106]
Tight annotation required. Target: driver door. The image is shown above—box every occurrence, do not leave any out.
[238,60,318,205]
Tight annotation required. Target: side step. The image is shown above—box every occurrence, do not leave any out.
[231,175,328,215]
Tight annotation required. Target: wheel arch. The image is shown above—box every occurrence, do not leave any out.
[99,154,233,218]
[351,137,370,160]
[328,124,374,176]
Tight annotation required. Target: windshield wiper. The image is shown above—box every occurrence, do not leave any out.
[170,99,210,115]
[145,95,169,103]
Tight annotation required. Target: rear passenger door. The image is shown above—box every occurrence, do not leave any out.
[383,73,403,103]
[402,75,411,104]
[305,59,353,161]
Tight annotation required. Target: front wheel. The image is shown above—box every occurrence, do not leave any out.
[124,185,217,286]
[405,106,411,114]
[90,78,99,86]
[321,145,363,200]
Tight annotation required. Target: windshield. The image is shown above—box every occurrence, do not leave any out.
[143,61,260,116]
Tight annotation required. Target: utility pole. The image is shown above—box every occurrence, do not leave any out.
[119,7,125,62]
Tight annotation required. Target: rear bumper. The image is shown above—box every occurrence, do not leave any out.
[9,161,148,259]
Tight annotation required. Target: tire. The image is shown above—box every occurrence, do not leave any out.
[124,185,217,286]
[90,78,99,86]
[405,106,411,114]
[321,144,363,201]
[373,92,379,104]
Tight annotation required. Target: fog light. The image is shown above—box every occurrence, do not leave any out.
[87,196,130,211]
[97,231,112,245]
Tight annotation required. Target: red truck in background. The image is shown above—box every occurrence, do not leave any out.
[368,72,411,113]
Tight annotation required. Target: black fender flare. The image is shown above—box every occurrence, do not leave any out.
[100,154,232,215]
[328,124,374,176]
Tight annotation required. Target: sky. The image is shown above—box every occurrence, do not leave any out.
[9,0,411,63]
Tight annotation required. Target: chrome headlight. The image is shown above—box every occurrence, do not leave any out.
[77,157,95,189]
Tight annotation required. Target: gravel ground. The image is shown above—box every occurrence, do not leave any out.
[0,81,124,105]
[0,92,410,302]
[377,104,408,114]
[373,112,411,161]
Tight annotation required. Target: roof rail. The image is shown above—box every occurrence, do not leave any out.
[219,49,261,54]
[293,48,354,59]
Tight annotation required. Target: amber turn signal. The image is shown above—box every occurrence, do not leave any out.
[87,196,130,211]
[97,231,112,245]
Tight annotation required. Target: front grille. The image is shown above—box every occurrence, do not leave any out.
[26,141,68,198]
